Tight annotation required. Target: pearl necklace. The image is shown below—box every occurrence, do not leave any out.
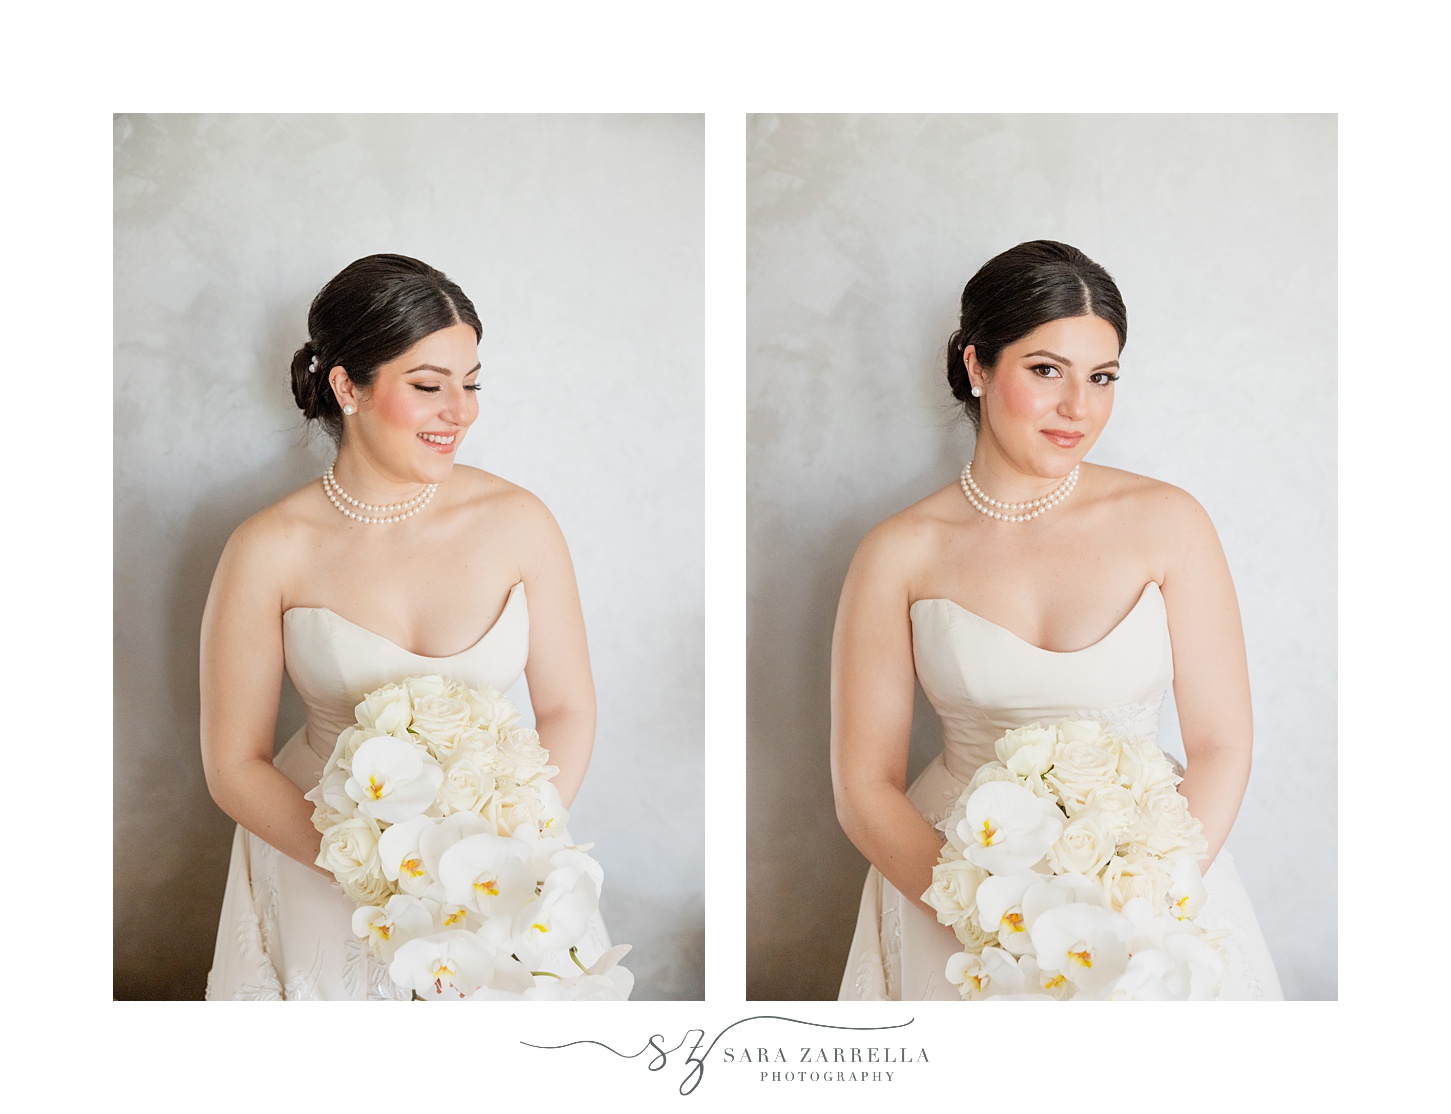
[322,462,438,525]
[959,461,1079,523]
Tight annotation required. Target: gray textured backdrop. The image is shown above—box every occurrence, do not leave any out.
[746,114,1336,1000]
[114,114,704,1000]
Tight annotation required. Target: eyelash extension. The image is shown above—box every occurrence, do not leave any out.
[1092,372,1120,384]
[413,384,483,393]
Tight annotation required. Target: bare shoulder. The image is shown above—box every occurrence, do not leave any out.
[450,465,561,533]
[848,483,961,590]
[1090,464,1209,522]
[215,481,326,586]
[1088,465,1223,570]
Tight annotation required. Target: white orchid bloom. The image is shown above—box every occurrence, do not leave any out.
[1030,902,1132,994]
[974,870,1041,955]
[1098,948,1183,1000]
[1014,953,1073,1000]
[418,810,493,874]
[1167,853,1209,921]
[436,832,536,918]
[389,930,499,999]
[1163,930,1226,1000]
[344,735,444,824]
[351,894,435,960]
[462,955,541,1000]
[956,782,1065,873]
[946,947,1024,1000]
[511,866,599,965]
[491,944,636,1001]
[376,814,442,896]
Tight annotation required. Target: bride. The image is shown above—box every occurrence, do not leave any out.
[832,240,1283,1000]
[201,253,609,999]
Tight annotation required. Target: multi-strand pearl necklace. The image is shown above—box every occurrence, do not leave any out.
[322,462,437,525]
[959,461,1079,523]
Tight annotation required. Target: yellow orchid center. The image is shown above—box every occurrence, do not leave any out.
[977,819,999,847]
[401,856,425,878]
[969,973,986,991]
[1003,912,1025,933]
[474,877,499,897]
[444,907,467,927]
[372,922,391,941]
[1068,948,1093,969]
[367,775,387,801]
[532,923,549,933]
[1044,974,1066,989]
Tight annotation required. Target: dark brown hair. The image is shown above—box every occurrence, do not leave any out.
[289,254,483,442]
[946,240,1127,428]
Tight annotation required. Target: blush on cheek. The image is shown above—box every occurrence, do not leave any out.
[989,371,1042,420]
[370,387,426,428]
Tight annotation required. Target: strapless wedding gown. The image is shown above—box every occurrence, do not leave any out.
[205,582,611,1000]
[838,582,1283,1001]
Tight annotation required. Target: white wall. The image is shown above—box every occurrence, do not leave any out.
[746,114,1336,1000]
[114,113,704,999]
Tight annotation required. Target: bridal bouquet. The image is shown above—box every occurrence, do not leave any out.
[924,718,1226,1001]
[305,674,633,1001]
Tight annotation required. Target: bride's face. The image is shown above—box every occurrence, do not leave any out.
[973,314,1121,478]
[344,322,481,483]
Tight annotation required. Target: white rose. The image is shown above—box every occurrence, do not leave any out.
[1081,783,1138,836]
[923,856,988,929]
[436,753,497,815]
[1045,726,1121,814]
[1100,851,1171,912]
[497,727,556,784]
[1045,810,1116,877]
[449,727,501,767]
[1117,735,1179,798]
[1057,718,1109,749]
[465,685,522,732]
[994,724,1060,779]
[411,693,474,756]
[353,684,413,736]
[1130,788,1208,858]
[495,787,546,835]
[317,816,385,886]
[406,675,457,701]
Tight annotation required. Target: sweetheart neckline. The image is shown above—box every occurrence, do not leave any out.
[283,580,525,660]
[910,581,1160,656]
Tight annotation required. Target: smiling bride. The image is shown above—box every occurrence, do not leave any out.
[831,241,1283,1000]
[201,254,610,1000]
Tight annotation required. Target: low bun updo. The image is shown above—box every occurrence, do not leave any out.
[289,254,483,443]
[946,240,1127,429]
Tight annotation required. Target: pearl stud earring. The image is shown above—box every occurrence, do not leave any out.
[970,385,982,398]
[342,404,356,416]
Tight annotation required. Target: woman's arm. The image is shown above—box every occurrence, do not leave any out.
[830,522,943,916]
[199,516,329,875]
[514,494,596,808]
[1158,490,1254,871]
